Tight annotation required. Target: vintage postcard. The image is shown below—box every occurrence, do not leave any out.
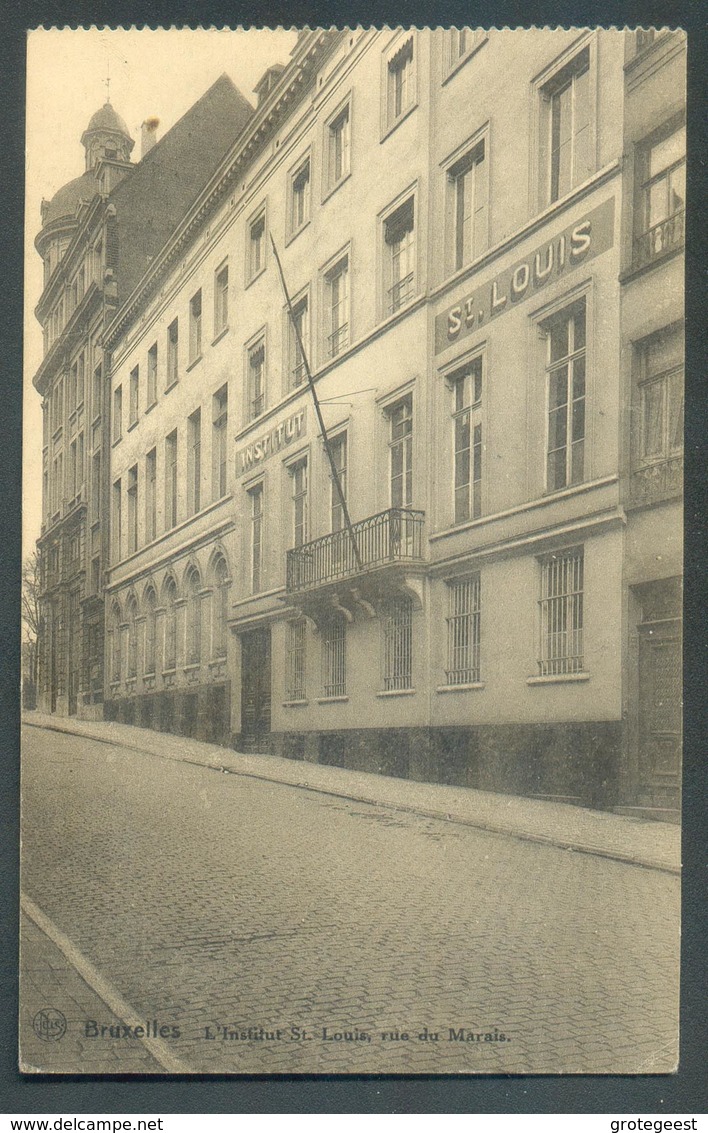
[20,25,684,1075]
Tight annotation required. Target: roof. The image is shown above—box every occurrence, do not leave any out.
[42,169,98,228]
[84,102,132,139]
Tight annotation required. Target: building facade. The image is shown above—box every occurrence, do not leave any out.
[96,28,684,818]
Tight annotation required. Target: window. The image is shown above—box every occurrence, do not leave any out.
[635,124,685,267]
[635,29,656,54]
[446,575,481,684]
[110,602,122,682]
[451,355,483,522]
[165,430,177,530]
[443,27,486,76]
[127,465,138,554]
[322,616,346,697]
[167,319,179,388]
[446,138,488,271]
[147,344,157,407]
[77,432,84,494]
[290,458,308,548]
[330,432,348,532]
[112,478,121,561]
[544,299,586,491]
[286,619,307,701]
[632,327,684,503]
[129,365,139,426]
[289,157,311,235]
[247,338,265,420]
[186,568,202,665]
[326,102,350,191]
[540,47,592,205]
[538,547,584,676]
[69,440,77,498]
[212,386,228,500]
[248,210,266,280]
[91,450,101,521]
[382,595,413,691]
[164,578,177,670]
[145,447,157,542]
[214,263,229,336]
[77,354,85,406]
[288,293,309,387]
[189,289,202,363]
[324,255,349,359]
[188,408,201,515]
[69,362,78,414]
[386,37,415,129]
[389,395,413,508]
[212,556,229,659]
[144,588,157,675]
[384,197,416,313]
[112,385,122,443]
[127,597,138,678]
[248,482,264,593]
[92,363,102,418]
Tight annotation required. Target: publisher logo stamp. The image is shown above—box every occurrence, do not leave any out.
[33,1008,67,1041]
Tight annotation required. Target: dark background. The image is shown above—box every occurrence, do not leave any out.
[2,0,706,1114]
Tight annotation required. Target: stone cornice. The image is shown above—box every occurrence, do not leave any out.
[32,282,105,395]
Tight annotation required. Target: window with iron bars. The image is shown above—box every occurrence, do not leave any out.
[286,619,307,701]
[382,595,413,691]
[384,197,415,314]
[538,547,584,676]
[322,616,346,697]
[445,575,481,684]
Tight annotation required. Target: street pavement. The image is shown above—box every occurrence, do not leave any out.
[20,720,680,1075]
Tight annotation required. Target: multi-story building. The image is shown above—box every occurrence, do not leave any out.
[32,76,253,718]
[99,28,684,817]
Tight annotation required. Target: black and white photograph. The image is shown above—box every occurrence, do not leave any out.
[20,25,684,1076]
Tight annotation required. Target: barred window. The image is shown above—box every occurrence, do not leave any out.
[322,617,346,697]
[144,588,157,675]
[539,548,584,676]
[286,619,307,701]
[127,597,138,678]
[446,575,481,684]
[382,595,413,691]
[164,578,178,671]
[110,602,122,682]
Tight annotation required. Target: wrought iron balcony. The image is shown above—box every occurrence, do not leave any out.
[630,455,683,505]
[634,210,685,269]
[286,507,425,593]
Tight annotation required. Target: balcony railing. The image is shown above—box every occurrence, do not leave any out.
[286,507,425,593]
[634,210,685,269]
[388,272,415,313]
[630,455,683,504]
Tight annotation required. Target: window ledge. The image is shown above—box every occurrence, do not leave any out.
[186,354,203,373]
[527,672,590,685]
[111,435,122,448]
[441,36,489,86]
[127,419,138,433]
[165,380,179,395]
[436,682,485,693]
[245,265,266,291]
[376,688,415,698]
[283,699,309,708]
[316,695,349,704]
[285,218,311,248]
[145,400,157,415]
[212,326,229,347]
[321,170,351,207]
[380,100,418,144]
[162,668,177,677]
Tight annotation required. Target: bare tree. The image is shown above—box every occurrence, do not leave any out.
[22,553,41,705]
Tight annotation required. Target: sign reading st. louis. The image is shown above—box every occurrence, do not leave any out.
[435,197,615,355]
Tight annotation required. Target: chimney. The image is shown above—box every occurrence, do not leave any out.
[141,117,160,158]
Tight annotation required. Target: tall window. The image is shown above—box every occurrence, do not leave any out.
[249,482,264,592]
[186,568,202,665]
[77,354,85,406]
[144,588,157,676]
[249,211,266,280]
[451,356,483,523]
[446,575,481,684]
[110,602,122,682]
[447,139,487,271]
[127,465,138,553]
[112,478,121,561]
[290,458,308,548]
[539,547,584,676]
[112,385,122,442]
[212,556,229,659]
[633,327,683,504]
[91,450,101,522]
[545,299,586,491]
[444,28,485,74]
[541,48,591,205]
[322,617,347,697]
[145,447,157,542]
[189,289,202,363]
[327,103,350,189]
[127,597,138,679]
[147,343,157,406]
[248,339,265,420]
[389,396,413,508]
[286,619,307,701]
[386,37,415,127]
[212,386,228,500]
[384,198,415,313]
[164,578,177,670]
[214,263,229,336]
[167,319,179,388]
[330,432,348,531]
[289,294,309,387]
[165,430,178,530]
[324,255,349,359]
[382,595,413,691]
[188,408,201,515]
[635,125,686,266]
[92,363,102,419]
[290,158,311,234]
[129,365,139,426]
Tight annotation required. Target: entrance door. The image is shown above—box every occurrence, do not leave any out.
[638,624,682,798]
[241,628,271,749]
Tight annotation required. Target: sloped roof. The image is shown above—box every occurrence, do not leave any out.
[42,169,98,228]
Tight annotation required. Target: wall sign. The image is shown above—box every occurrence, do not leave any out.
[237,407,307,475]
[435,197,615,355]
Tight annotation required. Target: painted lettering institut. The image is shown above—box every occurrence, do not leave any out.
[33,28,685,820]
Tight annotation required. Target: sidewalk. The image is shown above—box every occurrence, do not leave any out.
[23,711,680,874]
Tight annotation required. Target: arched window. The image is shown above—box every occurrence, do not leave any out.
[212,556,229,658]
[144,587,157,675]
[110,600,122,683]
[187,567,202,665]
[164,577,177,671]
[126,596,138,678]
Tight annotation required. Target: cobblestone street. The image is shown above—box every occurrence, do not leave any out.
[20,723,680,1075]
